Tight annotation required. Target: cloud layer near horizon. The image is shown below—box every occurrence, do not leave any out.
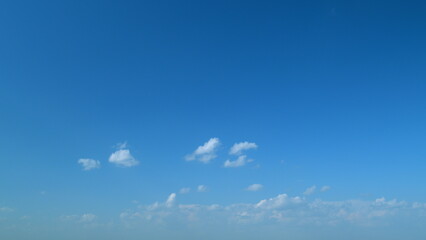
[119,192,426,228]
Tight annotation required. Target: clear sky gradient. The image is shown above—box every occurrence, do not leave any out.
[1,1,426,239]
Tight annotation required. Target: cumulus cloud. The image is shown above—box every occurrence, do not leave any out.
[78,158,101,171]
[185,138,220,163]
[304,185,316,195]
[229,142,258,155]
[109,149,138,167]
[321,185,331,192]
[197,185,207,192]
[246,184,263,191]
[179,188,191,194]
[224,155,252,168]
[225,141,257,168]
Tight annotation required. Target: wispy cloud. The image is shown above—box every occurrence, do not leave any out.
[109,149,139,167]
[78,158,101,171]
[303,185,316,195]
[80,213,97,222]
[197,185,207,192]
[185,138,220,163]
[246,184,263,191]
[0,207,13,212]
[179,188,191,194]
[165,193,176,208]
[61,213,97,223]
[321,185,331,192]
[229,142,258,155]
[115,141,128,149]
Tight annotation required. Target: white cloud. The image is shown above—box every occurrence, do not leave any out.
[197,185,207,192]
[224,155,252,168]
[256,194,302,209]
[80,213,97,222]
[109,149,139,167]
[78,158,101,171]
[229,141,258,155]
[304,185,316,195]
[321,186,331,192]
[119,192,426,228]
[185,138,220,163]
[246,184,263,191]
[165,193,176,208]
[179,188,191,194]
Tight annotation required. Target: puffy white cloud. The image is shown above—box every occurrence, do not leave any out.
[179,188,191,194]
[229,141,258,155]
[321,185,331,192]
[246,184,263,191]
[109,149,139,167]
[224,155,252,168]
[197,185,207,192]
[185,138,220,163]
[165,193,176,208]
[78,158,101,171]
[303,185,316,195]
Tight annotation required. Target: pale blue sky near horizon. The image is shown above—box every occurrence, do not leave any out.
[1,0,426,239]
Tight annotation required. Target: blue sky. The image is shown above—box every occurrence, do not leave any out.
[1,0,426,239]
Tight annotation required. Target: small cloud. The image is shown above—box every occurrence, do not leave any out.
[185,138,220,163]
[197,185,207,192]
[0,207,13,212]
[303,185,316,196]
[321,186,331,192]
[179,188,191,194]
[229,142,258,155]
[115,141,128,149]
[224,155,252,168]
[165,193,176,208]
[80,213,96,222]
[109,149,138,167]
[256,194,303,209]
[246,184,263,191]
[60,214,79,221]
[62,213,97,223]
[78,158,101,171]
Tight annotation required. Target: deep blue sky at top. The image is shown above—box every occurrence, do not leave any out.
[1,0,426,217]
